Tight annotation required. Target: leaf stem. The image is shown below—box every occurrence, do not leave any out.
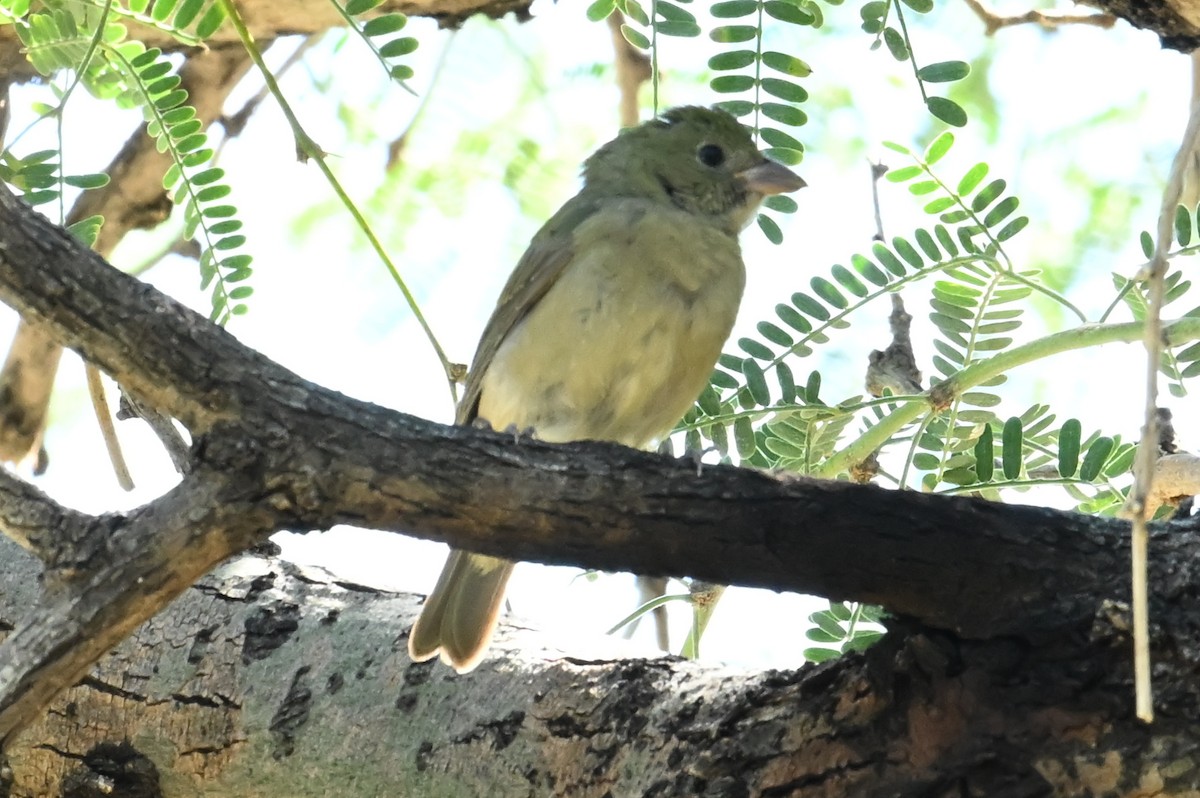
[217,0,457,404]
[817,317,1200,478]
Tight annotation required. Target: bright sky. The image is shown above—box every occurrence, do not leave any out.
[4,0,1194,668]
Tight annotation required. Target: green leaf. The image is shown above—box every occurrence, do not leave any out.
[892,236,924,269]
[918,60,970,83]
[708,50,756,70]
[757,321,794,347]
[657,20,701,36]
[763,194,798,213]
[1140,230,1154,259]
[805,370,821,402]
[173,0,205,27]
[761,102,806,127]
[900,0,933,12]
[151,0,179,22]
[711,0,757,16]
[764,0,814,24]
[860,0,886,19]
[860,248,894,283]
[1058,419,1082,479]
[983,195,1019,228]
[345,0,385,13]
[220,254,253,271]
[923,196,955,215]
[914,228,940,260]
[762,51,811,77]
[379,37,418,57]
[1176,203,1193,246]
[621,23,650,48]
[621,0,649,24]
[777,362,796,404]
[758,213,783,244]
[710,24,757,42]
[1001,417,1023,480]
[363,13,408,35]
[195,3,226,38]
[832,263,868,297]
[956,162,988,196]
[924,131,954,165]
[130,47,161,69]
[66,215,103,247]
[1079,437,1114,481]
[711,75,756,93]
[791,291,831,321]
[64,173,110,189]
[586,0,616,20]
[739,337,774,361]
[971,179,1007,212]
[734,416,757,458]
[761,78,808,103]
[995,216,1028,242]
[810,276,848,309]
[742,360,770,405]
[886,165,923,183]
[926,96,967,127]
[776,303,812,333]
[716,100,755,118]
[883,27,907,61]
[974,426,994,482]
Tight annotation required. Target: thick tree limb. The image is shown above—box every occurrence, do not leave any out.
[0,44,253,465]
[3,538,1200,796]
[0,176,1199,753]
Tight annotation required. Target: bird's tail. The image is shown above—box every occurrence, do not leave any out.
[408,550,515,673]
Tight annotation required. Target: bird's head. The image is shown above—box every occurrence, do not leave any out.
[583,106,806,233]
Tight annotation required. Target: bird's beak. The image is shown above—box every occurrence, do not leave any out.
[739,160,806,195]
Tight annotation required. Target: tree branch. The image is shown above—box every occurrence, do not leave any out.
[0,176,1199,744]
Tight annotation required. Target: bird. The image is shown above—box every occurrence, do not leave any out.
[407,105,805,673]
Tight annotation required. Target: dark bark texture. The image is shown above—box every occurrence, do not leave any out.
[0,0,1198,795]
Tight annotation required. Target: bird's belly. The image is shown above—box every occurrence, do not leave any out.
[477,262,741,448]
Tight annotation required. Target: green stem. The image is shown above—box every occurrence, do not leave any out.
[816,317,1200,478]
[892,1,926,103]
[217,0,457,404]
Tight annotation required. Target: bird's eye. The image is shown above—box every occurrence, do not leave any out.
[696,144,726,168]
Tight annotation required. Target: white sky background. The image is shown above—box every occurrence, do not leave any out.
[5,0,1195,668]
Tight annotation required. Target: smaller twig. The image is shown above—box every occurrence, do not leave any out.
[220,37,320,139]
[85,365,134,491]
[867,295,925,397]
[1120,63,1200,724]
[960,0,1116,35]
[607,11,651,128]
[118,392,192,475]
[865,162,923,397]
[217,0,457,406]
[869,161,888,242]
[680,581,725,660]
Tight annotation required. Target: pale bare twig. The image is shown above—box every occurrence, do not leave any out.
[1120,55,1200,724]
[85,365,133,491]
[960,0,1117,35]
[608,11,651,128]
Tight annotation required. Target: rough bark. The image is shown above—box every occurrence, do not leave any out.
[0,167,1200,794]
[3,529,1200,798]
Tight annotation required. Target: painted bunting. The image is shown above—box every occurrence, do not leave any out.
[408,106,805,673]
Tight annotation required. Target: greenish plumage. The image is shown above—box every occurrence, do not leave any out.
[408,106,805,673]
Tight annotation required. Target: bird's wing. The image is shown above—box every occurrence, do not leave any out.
[455,196,600,426]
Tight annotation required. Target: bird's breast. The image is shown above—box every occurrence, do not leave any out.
[477,202,746,447]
